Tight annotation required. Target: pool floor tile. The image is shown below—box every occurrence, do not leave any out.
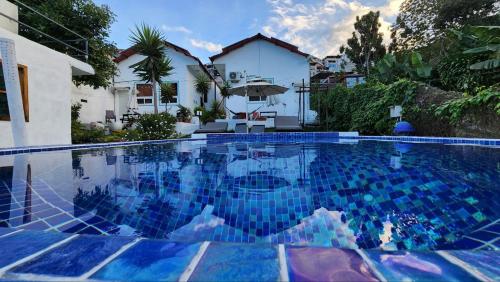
[447,250,500,281]
[10,235,133,277]
[285,247,378,282]
[188,242,280,282]
[0,230,70,268]
[91,240,201,281]
[364,250,480,282]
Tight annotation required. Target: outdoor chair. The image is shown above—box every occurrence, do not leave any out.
[235,123,248,133]
[275,116,303,131]
[194,122,228,133]
[250,125,265,133]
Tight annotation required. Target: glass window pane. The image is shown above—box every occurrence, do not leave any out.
[0,94,9,118]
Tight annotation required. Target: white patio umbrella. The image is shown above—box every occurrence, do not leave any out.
[228,80,288,132]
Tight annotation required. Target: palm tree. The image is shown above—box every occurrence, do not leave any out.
[194,73,210,107]
[160,82,176,111]
[129,23,174,114]
[217,80,232,112]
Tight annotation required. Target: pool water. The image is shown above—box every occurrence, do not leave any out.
[0,139,498,250]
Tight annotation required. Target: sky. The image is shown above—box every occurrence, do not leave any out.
[94,0,403,62]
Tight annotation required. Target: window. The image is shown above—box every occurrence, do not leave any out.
[161,82,178,104]
[0,61,29,121]
[136,83,153,105]
[248,78,273,102]
[249,95,267,102]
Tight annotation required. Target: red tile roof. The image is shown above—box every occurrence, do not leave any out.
[209,33,310,61]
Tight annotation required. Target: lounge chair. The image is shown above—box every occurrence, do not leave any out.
[194,122,228,133]
[275,116,303,131]
[235,123,248,133]
[250,125,265,133]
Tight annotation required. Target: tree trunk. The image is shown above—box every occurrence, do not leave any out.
[152,70,158,114]
[152,78,158,114]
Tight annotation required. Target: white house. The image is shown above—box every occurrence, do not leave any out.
[0,0,94,148]
[323,54,355,73]
[110,42,220,120]
[210,33,316,125]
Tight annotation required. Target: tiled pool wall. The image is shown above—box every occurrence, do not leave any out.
[0,228,497,282]
[0,132,499,156]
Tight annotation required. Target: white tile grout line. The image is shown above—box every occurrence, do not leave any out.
[436,251,492,282]
[0,234,79,277]
[278,244,289,282]
[354,249,387,282]
[79,237,143,280]
[0,228,24,238]
[178,241,210,282]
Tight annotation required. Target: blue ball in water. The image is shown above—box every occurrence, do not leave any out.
[394,121,415,135]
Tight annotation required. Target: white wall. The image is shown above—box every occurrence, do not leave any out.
[0,27,93,148]
[212,39,315,123]
[71,84,114,123]
[114,47,219,118]
[0,0,18,34]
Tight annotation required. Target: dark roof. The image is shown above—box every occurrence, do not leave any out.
[209,33,309,61]
[114,41,217,85]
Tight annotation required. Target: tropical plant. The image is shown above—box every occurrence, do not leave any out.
[19,0,117,88]
[177,105,192,122]
[160,82,177,110]
[374,52,432,83]
[461,26,500,70]
[194,73,210,106]
[132,112,176,140]
[435,86,500,124]
[71,103,82,121]
[340,11,386,75]
[129,24,174,114]
[200,101,225,124]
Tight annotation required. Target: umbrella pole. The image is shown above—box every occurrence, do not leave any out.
[246,86,249,133]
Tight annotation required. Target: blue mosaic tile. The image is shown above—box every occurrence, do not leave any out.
[11,235,133,277]
[92,240,201,281]
[448,250,500,281]
[286,247,378,281]
[0,230,70,268]
[0,227,17,236]
[364,250,480,281]
[468,231,498,242]
[483,224,500,233]
[188,242,280,282]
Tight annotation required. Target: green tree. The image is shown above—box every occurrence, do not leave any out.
[340,11,386,75]
[390,0,499,52]
[129,24,174,114]
[18,0,117,88]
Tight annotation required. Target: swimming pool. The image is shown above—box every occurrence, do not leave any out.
[0,135,499,251]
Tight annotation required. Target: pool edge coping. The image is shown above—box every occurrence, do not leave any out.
[0,132,499,155]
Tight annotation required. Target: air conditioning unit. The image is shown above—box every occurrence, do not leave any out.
[229,72,241,82]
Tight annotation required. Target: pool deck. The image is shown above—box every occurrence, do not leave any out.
[0,228,498,281]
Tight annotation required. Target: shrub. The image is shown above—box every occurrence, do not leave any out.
[311,79,418,135]
[71,103,82,121]
[132,112,176,140]
[71,121,105,144]
[177,105,192,122]
[435,86,500,124]
[200,101,225,124]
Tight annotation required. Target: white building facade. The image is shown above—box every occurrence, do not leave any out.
[210,34,316,124]
[110,42,220,120]
[0,1,94,148]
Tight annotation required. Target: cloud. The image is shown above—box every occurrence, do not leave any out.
[189,38,223,53]
[161,25,192,34]
[262,0,403,58]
